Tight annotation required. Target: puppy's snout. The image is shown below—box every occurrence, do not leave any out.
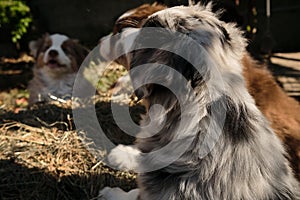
[48,49,59,57]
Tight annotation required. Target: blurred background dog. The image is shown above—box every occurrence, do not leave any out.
[27,33,89,105]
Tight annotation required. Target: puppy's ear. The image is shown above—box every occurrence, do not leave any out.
[72,39,79,43]
[60,38,89,71]
[73,40,90,63]
[29,33,50,58]
[29,40,38,57]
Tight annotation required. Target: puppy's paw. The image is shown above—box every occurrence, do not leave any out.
[98,187,139,200]
[107,145,140,171]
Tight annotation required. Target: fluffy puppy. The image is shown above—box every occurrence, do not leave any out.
[28,33,89,105]
[128,4,299,200]
[105,2,300,180]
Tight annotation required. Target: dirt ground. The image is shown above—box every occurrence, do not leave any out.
[0,56,141,200]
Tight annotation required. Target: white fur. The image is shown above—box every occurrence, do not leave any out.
[99,28,139,63]
[118,10,136,20]
[108,144,140,171]
[31,67,76,100]
[98,187,139,200]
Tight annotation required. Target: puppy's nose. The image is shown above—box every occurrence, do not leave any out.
[48,49,58,57]
[134,88,145,100]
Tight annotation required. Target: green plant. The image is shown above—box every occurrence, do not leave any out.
[0,0,32,43]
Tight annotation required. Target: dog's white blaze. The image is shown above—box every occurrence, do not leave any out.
[119,28,139,53]
[43,34,71,66]
[118,9,136,20]
[99,187,139,200]
[99,28,139,61]
[99,33,112,61]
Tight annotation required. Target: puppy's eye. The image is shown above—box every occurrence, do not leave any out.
[44,45,51,51]
[61,46,70,54]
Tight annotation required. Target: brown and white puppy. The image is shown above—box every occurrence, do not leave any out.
[99,3,167,70]
[102,2,300,180]
[98,3,167,98]
[28,33,89,105]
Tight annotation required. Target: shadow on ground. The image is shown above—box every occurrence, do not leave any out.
[0,159,137,200]
[0,59,33,90]
[0,101,145,145]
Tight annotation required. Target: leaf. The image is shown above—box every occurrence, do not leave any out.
[0,0,32,43]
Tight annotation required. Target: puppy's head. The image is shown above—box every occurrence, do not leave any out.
[99,3,166,70]
[99,28,139,70]
[29,33,89,76]
[130,4,247,102]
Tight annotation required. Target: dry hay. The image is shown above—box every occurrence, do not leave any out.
[0,95,146,200]
[0,55,144,199]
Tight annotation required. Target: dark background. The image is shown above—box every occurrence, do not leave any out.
[1,0,300,57]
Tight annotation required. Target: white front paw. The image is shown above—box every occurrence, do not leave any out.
[98,187,139,200]
[107,144,140,171]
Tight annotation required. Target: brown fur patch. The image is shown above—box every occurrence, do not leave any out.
[30,33,52,68]
[243,54,300,179]
[61,39,90,72]
[113,3,167,34]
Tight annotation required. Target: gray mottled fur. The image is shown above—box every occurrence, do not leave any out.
[130,4,300,200]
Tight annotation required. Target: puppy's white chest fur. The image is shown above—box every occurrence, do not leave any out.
[28,67,76,103]
[39,68,76,98]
